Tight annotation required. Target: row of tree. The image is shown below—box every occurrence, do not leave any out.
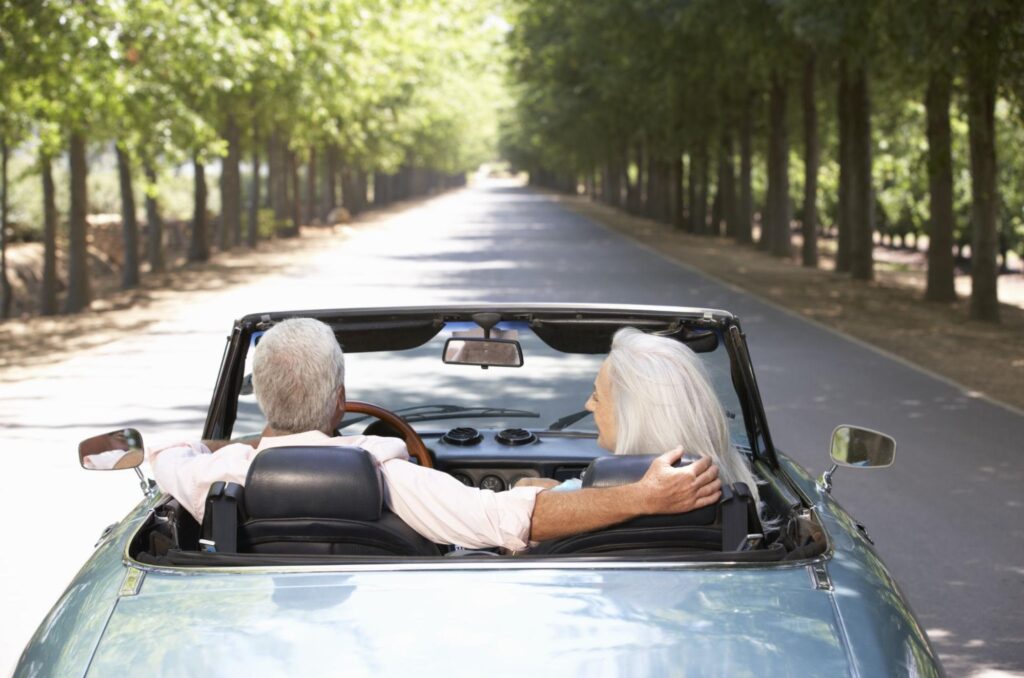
[503,0,1024,322]
[0,0,502,318]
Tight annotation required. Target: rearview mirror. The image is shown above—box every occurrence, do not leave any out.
[443,338,524,367]
[79,428,145,471]
[829,426,896,469]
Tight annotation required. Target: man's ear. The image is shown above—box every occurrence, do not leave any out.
[328,385,346,431]
[334,385,346,417]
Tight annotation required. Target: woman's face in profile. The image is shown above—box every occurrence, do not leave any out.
[585,360,618,452]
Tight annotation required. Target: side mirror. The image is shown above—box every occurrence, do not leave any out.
[79,428,145,471]
[829,425,896,469]
[820,425,896,494]
[442,337,524,368]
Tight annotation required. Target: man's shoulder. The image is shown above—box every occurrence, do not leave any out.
[332,434,410,462]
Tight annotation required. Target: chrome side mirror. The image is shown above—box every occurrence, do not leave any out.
[79,429,145,471]
[820,425,896,493]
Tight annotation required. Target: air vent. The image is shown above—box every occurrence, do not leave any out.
[443,427,483,446]
[495,428,537,446]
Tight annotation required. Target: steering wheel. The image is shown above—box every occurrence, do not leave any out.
[344,400,434,468]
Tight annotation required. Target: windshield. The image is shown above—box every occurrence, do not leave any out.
[234,321,748,447]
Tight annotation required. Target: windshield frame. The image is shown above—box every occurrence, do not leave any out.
[203,304,778,469]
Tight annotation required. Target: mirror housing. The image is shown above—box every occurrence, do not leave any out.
[443,337,524,368]
[79,428,145,471]
[829,426,896,469]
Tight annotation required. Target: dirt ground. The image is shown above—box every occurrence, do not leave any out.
[561,195,1024,413]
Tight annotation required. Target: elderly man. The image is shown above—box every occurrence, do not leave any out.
[149,318,722,551]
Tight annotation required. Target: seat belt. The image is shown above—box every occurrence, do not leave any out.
[201,482,242,553]
[721,483,749,551]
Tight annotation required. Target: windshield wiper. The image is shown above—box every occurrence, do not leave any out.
[547,409,592,431]
[339,404,539,429]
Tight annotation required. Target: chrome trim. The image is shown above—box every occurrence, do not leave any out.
[809,562,834,591]
[125,486,838,578]
[244,302,736,320]
[119,567,145,597]
[128,556,829,577]
[819,463,838,494]
[122,503,837,577]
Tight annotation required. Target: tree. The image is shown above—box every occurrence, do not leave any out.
[964,8,1005,322]
[115,145,140,288]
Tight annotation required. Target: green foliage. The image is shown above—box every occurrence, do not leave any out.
[503,0,1024,259]
[1,0,505,227]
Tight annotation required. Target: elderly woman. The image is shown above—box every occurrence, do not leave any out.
[522,327,760,503]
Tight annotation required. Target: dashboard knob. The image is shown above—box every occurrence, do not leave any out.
[495,428,537,446]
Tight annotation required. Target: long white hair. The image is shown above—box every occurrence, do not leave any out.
[605,327,760,503]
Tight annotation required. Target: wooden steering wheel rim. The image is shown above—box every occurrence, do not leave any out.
[344,400,433,468]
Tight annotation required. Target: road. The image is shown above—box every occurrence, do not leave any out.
[1,181,1021,676]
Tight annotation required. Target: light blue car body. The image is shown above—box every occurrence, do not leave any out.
[15,452,943,677]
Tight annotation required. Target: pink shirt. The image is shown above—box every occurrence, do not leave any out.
[147,431,544,551]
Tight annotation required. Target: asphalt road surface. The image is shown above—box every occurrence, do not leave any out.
[1,181,1021,675]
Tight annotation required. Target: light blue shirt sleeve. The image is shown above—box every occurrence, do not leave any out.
[550,477,583,492]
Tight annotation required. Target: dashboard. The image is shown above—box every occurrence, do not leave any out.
[421,426,608,491]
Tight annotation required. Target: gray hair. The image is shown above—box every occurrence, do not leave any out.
[252,318,345,433]
[606,327,760,503]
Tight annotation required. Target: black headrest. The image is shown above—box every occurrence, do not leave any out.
[244,446,382,521]
[582,454,695,488]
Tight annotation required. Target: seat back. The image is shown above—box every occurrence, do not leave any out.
[206,446,439,556]
[531,454,762,555]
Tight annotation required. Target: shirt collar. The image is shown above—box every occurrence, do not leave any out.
[256,430,331,452]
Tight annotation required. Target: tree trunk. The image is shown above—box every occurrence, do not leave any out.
[624,154,637,215]
[323,146,338,218]
[719,131,736,238]
[341,167,356,214]
[685,152,696,232]
[288,150,301,236]
[221,115,242,249]
[356,171,368,213]
[671,154,684,229]
[247,145,260,248]
[710,157,723,236]
[268,131,288,225]
[606,154,622,208]
[738,103,753,244]
[924,69,957,303]
[655,158,672,223]
[836,61,853,272]
[693,143,709,235]
[40,152,58,315]
[849,65,874,280]
[644,147,655,217]
[965,29,1001,321]
[65,132,91,313]
[115,144,140,288]
[306,148,317,224]
[767,73,792,258]
[189,157,209,262]
[0,140,11,318]
[802,54,819,268]
[144,162,164,273]
[601,161,613,205]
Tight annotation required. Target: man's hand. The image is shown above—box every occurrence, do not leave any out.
[636,447,721,514]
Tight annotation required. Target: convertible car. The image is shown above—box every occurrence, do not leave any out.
[16,304,944,676]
